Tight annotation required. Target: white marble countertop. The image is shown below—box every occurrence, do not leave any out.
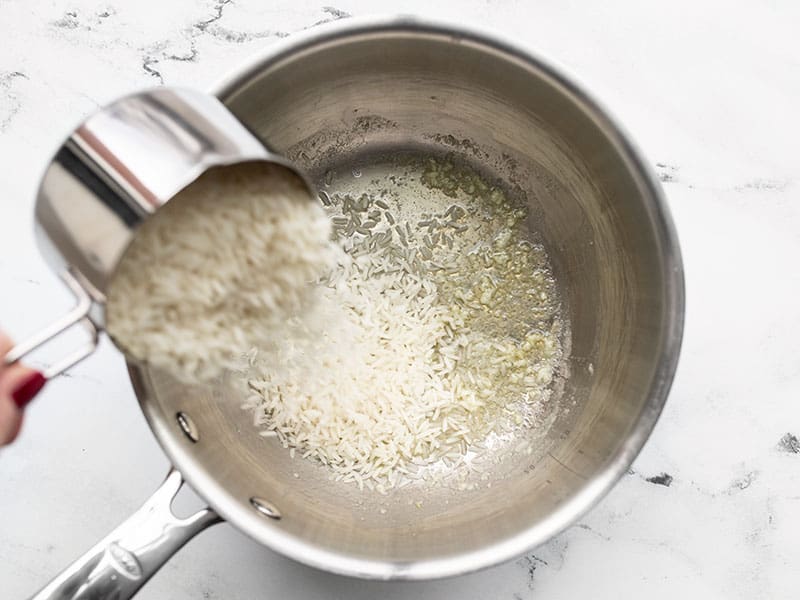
[1,1,798,598]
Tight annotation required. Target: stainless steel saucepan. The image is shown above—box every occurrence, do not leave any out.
[18,16,683,599]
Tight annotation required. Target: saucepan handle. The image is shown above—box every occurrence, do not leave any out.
[3,269,99,405]
[29,469,220,600]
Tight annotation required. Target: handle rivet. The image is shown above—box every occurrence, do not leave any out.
[250,497,281,520]
[176,412,199,443]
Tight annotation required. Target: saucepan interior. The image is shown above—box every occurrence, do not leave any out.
[132,18,683,579]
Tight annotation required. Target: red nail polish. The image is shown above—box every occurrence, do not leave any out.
[11,372,47,409]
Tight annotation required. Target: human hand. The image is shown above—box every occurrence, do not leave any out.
[1,331,46,445]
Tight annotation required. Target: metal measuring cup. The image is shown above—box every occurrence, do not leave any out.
[3,87,313,399]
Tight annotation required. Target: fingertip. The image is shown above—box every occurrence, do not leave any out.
[11,371,47,409]
[0,395,23,446]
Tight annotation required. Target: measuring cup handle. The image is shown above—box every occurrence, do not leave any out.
[28,469,221,600]
[3,269,99,399]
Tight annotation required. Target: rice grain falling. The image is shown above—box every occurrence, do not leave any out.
[106,163,334,382]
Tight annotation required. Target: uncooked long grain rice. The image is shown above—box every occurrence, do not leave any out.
[243,159,563,491]
[106,163,334,382]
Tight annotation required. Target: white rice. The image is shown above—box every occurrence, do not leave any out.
[242,159,563,491]
[106,163,333,382]
[107,157,564,492]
